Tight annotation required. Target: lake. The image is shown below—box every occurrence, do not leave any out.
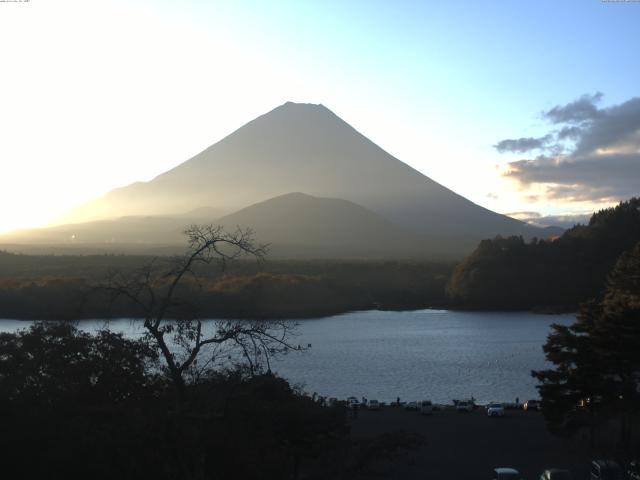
[0,309,574,404]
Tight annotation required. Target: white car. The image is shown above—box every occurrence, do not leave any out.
[487,403,505,417]
[493,467,523,480]
[405,401,419,411]
[346,396,360,408]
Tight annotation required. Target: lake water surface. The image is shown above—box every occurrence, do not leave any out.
[0,309,574,404]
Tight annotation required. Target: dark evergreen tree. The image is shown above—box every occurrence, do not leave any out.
[448,197,640,310]
[533,242,640,452]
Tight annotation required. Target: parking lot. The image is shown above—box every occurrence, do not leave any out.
[349,406,592,479]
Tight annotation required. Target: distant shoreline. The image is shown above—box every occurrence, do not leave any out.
[0,250,579,320]
[0,304,576,323]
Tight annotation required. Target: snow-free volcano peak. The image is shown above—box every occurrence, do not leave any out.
[50,102,541,257]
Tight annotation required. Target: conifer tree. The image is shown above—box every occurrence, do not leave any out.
[533,242,640,449]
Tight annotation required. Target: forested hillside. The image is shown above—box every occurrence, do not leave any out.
[447,198,640,310]
[0,253,452,320]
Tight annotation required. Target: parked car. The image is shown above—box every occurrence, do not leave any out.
[493,467,523,479]
[347,396,360,408]
[457,400,473,412]
[405,401,419,411]
[539,468,573,480]
[420,400,433,415]
[486,403,505,417]
[523,399,541,411]
[628,460,640,480]
[368,399,380,410]
[590,459,622,480]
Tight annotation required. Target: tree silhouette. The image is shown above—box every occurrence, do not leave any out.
[0,324,349,480]
[0,321,158,408]
[533,241,640,451]
[104,224,302,393]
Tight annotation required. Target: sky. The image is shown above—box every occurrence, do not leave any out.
[1,0,638,233]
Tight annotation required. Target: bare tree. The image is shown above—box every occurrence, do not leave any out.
[104,225,302,392]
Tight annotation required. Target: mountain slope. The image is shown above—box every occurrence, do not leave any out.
[0,216,189,246]
[0,208,225,248]
[61,102,536,241]
[1,193,480,258]
[215,192,450,258]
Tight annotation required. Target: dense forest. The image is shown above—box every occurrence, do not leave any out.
[0,253,453,320]
[447,198,640,311]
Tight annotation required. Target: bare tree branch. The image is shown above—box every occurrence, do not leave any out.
[101,224,296,394]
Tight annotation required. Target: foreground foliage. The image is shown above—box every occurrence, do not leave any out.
[533,241,640,455]
[0,322,350,480]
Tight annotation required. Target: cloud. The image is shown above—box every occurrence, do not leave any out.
[539,213,591,228]
[557,126,582,140]
[505,153,640,202]
[505,210,592,229]
[504,211,541,221]
[494,135,552,153]
[497,93,640,203]
[573,97,640,155]
[543,92,603,124]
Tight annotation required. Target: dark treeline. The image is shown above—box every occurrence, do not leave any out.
[447,198,640,311]
[0,253,453,320]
